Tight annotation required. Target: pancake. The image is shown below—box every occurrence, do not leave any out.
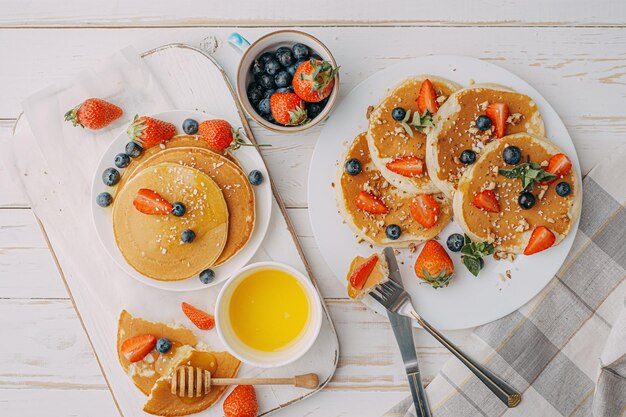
[143,350,241,416]
[426,84,545,198]
[367,76,461,194]
[346,253,389,300]
[113,163,229,281]
[337,132,452,248]
[121,147,255,266]
[117,310,197,395]
[453,133,581,255]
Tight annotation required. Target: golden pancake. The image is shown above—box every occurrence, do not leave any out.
[453,133,581,255]
[117,310,197,395]
[120,147,255,266]
[113,163,229,281]
[143,350,241,416]
[367,76,461,194]
[427,84,545,198]
[337,133,452,248]
[346,253,389,300]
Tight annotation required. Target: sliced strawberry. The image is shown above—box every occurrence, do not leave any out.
[417,79,439,114]
[410,194,440,229]
[133,188,173,215]
[472,190,500,213]
[355,191,389,214]
[121,334,156,363]
[181,302,215,330]
[486,102,509,138]
[349,254,379,290]
[386,156,425,177]
[524,226,555,255]
[545,153,572,179]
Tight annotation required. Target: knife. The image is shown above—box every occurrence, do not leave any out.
[384,247,432,417]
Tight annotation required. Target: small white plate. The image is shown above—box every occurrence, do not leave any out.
[308,55,581,330]
[92,109,272,291]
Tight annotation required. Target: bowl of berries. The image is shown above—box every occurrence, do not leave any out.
[234,30,339,132]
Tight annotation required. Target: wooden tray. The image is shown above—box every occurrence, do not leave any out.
[10,44,338,416]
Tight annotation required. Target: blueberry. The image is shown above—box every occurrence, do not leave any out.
[460,149,476,165]
[392,107,406,121]
[266,114,278,125]
[199,268,215,284]
[306,101,324,119]
[264,59,281,76]
[171,202,186,217]
[102,168,120,186]
[251,59,264,77]
[276,86,293,93]
[503,146,522,165]
[556,181,571,197]
[446,233,464,252]
[479,257,485,270]
[310,53,322,61]
[181,229,196,243]
[155,338,172,354]
[518,192,536,209]
[475,115,492,131]
[344,158,361,176]
[96,192,113,207]
[385,224,402,240]
[125,141,143,158]
[263,89,275,99]
[114,153,130,169]
[257,73,275,90]
[248,170,263,186]
[258,98,271,115]
[247,84,264,104]
[292,43,310,60]
[275,47,294,67]
[258,51,274,64]
[182,118,199,134]
[287,60,306,76]
[274,71,292,88]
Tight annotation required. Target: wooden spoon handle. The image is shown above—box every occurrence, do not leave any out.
[213,373,319,389]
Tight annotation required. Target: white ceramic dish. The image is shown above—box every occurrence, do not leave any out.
[308,55,582,330]
[234,30,340,133]
[91,109,272,291]
[215,261,323,368]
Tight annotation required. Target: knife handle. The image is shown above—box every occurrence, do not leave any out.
[407,370,432,417]
[410,311,522,408]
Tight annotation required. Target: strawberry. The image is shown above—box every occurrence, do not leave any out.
[524,226,555,255]
[64,98,123,129]
[414,240,454,289]
[181,302,215,330]
[120,334,156,363]
[348,254,379,290]
[198,119,250,151]
[133,188,173,215]
[545,153,572,179]
[386,156,425,177]
[270,92,307,125]
[223,385,258,417]
[292,59,338,103]
[409,194,440,229]
[472,190,500,213]
[417,79,439,115]
[127,115,176,148]
[486,102,509,138]
[355,191,389,214]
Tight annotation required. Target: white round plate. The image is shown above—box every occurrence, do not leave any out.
[92,110,272,292]
[308,55,581,330]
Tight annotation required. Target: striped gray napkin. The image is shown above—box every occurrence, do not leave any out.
[385,146,626,417]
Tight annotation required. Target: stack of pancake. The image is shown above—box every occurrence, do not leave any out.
[112,135,256,281]
[117,310,241,416]
[337,78,581,256]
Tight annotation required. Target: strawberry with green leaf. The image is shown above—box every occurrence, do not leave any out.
[414,240,454,289]
[460,234,494,276]
[293,59,339,103]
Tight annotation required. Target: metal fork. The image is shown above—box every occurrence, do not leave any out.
[370,251,522,408]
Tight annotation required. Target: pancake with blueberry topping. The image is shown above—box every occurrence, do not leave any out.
[367,76,461,194]
[452,133,581,256]
[336,132,452,248]
[426,84,545,198]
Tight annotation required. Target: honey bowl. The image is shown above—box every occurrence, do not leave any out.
[215,262,323,368]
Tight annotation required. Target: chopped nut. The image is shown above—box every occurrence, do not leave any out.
[506,113,523,125]
[409,243,418,253]
[540,160,549,167]
[484,181,496,191]
[366,105,374,120]
[436,95,447,104]
[478,101,489,111]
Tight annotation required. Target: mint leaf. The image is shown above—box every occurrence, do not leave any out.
[462,255,482,277]
[400,110,434,138]
[460,235,493,276]
[499,161,556,193]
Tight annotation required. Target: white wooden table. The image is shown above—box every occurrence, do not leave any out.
[1,2,625,416]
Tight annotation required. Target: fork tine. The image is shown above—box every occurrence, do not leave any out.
[385,279,404,291]
[368,290,383,303]
[377,284,393,297]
